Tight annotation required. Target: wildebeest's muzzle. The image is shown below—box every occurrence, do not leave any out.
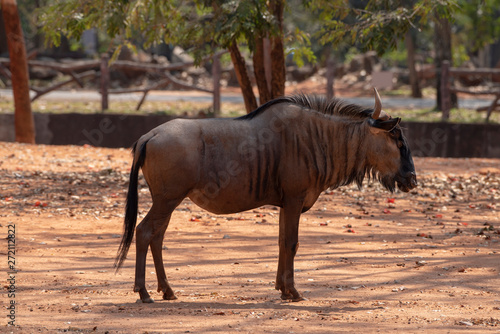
[396,171,417,192]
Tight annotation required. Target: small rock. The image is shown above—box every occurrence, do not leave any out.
[458,320,473,326]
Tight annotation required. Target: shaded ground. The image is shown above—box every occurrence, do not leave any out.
[1,142,500,333]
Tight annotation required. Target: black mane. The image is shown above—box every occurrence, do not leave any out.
[237,94,373,120]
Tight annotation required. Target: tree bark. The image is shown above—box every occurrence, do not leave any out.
[228,42,258,113]
[212,53,221,117]
[253,35,271,105]
[269,0,286,99]
[263,37,272,94]
[2,0,35,143]
[434,16,457,110]
[405,30,422,98]
[325,46,335,100]
[440,60,451,120]
[100,53,109,111]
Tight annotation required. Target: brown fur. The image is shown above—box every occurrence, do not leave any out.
[115,94,417,303]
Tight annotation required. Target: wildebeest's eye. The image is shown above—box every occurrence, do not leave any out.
[389,128,403,148]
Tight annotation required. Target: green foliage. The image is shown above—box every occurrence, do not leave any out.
[381,45,407,67]
[286,28,317,67]
[343,47,360,64]
[38,1,277,62]
[455,0,500,53]
[452,43,469,67]
[35,0,498,75]
[212,0,275,48]
[38,1,189,56]
[311,0,459,56]
[38,0,324,67]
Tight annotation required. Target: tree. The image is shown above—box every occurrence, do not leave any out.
[39,0,460,114]
[39,0,312,113]
[314,1,454,53]
[434,14,457,110]
[405,29,422,98]
[312,0,458,108]
[431,0,500,111]
[210,0,287,111]
[456,0,500,55]
[2,0,35,143]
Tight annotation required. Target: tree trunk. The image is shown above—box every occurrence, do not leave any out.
[253,34,271,105]
[325,46,335,100]
[2,0,35,143]
[434,16,457,110]
[263,37,272,95]
[228,42,258,113]
[405,30,422,98]
[269,0,286,99]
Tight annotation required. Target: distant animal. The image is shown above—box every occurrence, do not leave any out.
[115,88,417,303]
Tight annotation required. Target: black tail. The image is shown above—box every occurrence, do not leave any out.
[114,139,149,271]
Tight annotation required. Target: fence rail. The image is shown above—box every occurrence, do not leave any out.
[0,51,225,115]
[441,60,500,122]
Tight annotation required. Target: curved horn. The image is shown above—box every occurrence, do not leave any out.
[372,87,382,119]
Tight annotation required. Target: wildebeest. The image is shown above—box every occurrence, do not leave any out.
[115,89,417,303]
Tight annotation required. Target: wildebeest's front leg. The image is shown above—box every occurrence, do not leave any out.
[275,198,305,301]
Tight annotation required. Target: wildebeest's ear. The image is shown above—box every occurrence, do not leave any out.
[370,117,401,132]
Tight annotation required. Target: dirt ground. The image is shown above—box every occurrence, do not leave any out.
[1,142,500,333]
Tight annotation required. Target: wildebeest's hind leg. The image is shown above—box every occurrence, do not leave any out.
[134,200,180,303]
[150,219,177,300]
[275,198,305,302]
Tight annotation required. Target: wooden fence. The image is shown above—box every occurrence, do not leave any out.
[5,55,500,122]
[441,60,500,122]
[0,51,224,115]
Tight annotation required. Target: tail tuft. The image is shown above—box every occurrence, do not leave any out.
[114,139,149,271]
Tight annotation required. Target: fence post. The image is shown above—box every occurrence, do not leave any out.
[212,53,221,117]
[100,53,109,112]
[326,55,335,100]
[440,60,451,121]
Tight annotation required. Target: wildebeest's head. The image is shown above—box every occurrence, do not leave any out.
[365,89,417,192]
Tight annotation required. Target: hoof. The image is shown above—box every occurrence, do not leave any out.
[163,293,178,300]
[281,292,306,302]
[137,297,155,303]
[143,297,155,303]
[291,296,307,302]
